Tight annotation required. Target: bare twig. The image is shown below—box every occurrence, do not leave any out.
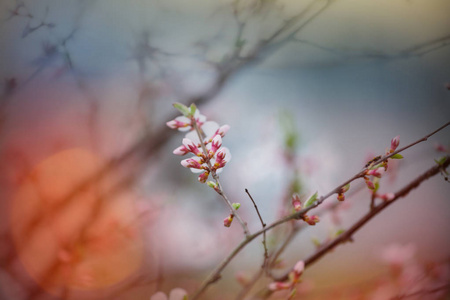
[235,268,264,300]
[245,189,268,267]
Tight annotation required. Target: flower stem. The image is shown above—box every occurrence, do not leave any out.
[191,118,250,237]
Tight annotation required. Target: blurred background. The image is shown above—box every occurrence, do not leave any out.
[0,0,449,299]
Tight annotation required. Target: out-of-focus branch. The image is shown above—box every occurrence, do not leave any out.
[294,33,450,59]
[392,283,450,299]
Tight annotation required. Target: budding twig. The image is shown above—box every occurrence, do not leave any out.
[190,121,450,299]
[192,119,250,237]
[272,155,450,284]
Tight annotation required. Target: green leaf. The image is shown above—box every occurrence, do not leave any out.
[189,103,197,116]
[390,153,403,159]
[335,229,345,236]
[370,163,384,170]
[311,237,321,247]
[304,191,318,208]
[173,102,191,117]
[232,203,241,210]
[341,183,350,193]
[373,179,380,193]
[434,156,447,166]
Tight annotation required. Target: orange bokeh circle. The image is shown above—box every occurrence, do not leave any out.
[10,148,144,294]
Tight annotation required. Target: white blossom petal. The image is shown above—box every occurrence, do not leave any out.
[169,288,188,300]
[194,110,207,123]
[150,292,168,300]
[201,121,219,139]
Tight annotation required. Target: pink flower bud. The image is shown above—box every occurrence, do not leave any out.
[198,171,210,183]
[181,158,204,169]
[173,145,189,156]
[223,214,234,227]
[366,167,385,178]
[292,194,302,211]
[216,148,226,160]
[380,192,395,201]
[216,124,230,137]
[390,135,400,152]
[214,148,228,169]
[209,135,222,157]
[435,143,447,153]
[182,138,202,156]
[166,120,179,129]
[166,118,190,130]
[268,281,292,291]
[303,215,320,225]
[293,260,304,276]
[365,177,375,190]
[235,271,250,286]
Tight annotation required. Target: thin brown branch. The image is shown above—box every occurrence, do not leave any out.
[191,236,259,300]
[235,268,264,300]
[245,189,268,268]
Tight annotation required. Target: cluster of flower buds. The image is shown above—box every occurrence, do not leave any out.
[336,183,350,201]
[363,136,403,201]
[364,166,385,191]
[364,136,403,190]
[166,103,231,184]
[291,194,320,226]
[269,260,305,299]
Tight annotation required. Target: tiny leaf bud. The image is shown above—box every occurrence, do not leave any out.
[173,102,191,117]
[304,191,318,208]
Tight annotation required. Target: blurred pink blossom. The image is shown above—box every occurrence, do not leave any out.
[380,243,416,266]
[150,288,187,300]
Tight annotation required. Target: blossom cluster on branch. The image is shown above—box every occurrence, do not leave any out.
[166,103,249,234]
[167,103,231,184]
